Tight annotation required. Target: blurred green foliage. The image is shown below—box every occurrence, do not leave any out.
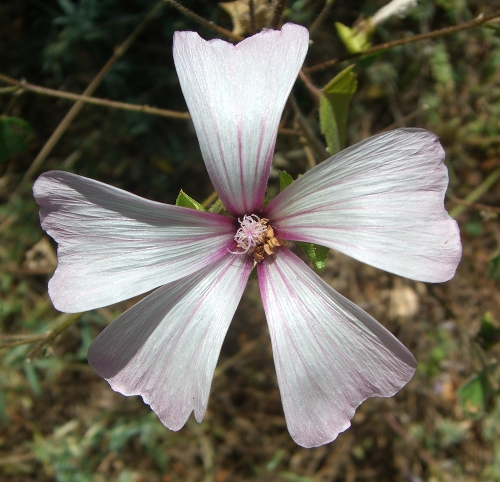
[1,0,500,480]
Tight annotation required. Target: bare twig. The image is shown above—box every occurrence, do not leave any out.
[269,0,288,29]
[165,0,243,41]
[306,10,500,73]
[309,0,334,36]
[249,0,256,32]
[289,95,328,163]
[298,70,322,99]
[448,196,500,214]
[0,73,190,120]
[0,335,45,350]
[11,0,167,198]
[449,168,500,218]
[0,313,82,354]
[27,313,83,361]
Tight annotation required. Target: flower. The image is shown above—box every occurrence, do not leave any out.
[33,23,462,448]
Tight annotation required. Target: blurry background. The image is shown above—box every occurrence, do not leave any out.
[1,0,500,480]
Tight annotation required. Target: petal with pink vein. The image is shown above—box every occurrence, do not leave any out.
[88,253,253,431]
[258,247,416,448]
[174,23,309,216]
[264,128,461,282]
[34,171,234,312]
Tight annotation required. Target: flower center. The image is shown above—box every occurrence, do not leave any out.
[232,214,282,262]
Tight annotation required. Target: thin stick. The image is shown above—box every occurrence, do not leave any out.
[0,336,46,350]
[309,0,334,36]
[289,95,328,163]
[449,168,500,218]
[0,73,190,120]
[448,196,500,214]
[298,70,322,99]
[165,0,243,41]
[269,0,288,29]
[12,1,167,197]
[27,313,82,361]
[249,0,256,33]
[306,10,500,73]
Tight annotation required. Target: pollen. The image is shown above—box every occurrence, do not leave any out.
[231,214,282,262]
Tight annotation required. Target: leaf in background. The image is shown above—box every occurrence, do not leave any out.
[175,190,205,211]
[0,116,32,163]
[279,170,294,191]
[296,241,329,271]
[476,312,500,351]
[488,248,500,282]
[319,65,358,155]
[335,22,371,54]
[458,368,495,419]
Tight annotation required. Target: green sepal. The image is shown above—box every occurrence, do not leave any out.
[175,190,205,211]
[457,367,495,419]
[279,170,294,191]
[320,65,358,156]
[297,241,329,271]
[0,116,32,163]
[249,266,257,280]
[335,22,372,54]
[208,198,225,214]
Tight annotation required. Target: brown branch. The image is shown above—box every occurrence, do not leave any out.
[449,168,500,218]
[165,0,243,41]
[10,0,167,199]
[249,0,256,33]
[448,196,500,214]
[0,73,190,120]
[298,70,322,99]
[306,10,500,73]
[289,95,328,164]
[269,0,289,29]
[27,313,83,361]
[309,0,334,36]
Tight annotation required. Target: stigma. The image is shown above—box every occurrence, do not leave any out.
[231,214,282,262]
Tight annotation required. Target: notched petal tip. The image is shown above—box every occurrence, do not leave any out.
[258,248,416,447]
[34,170,234,312]
[88,254,252,433]
[266,128,462,284]
[173,23,309,216]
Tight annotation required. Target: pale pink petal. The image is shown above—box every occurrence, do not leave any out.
[88,253,252,431]
[258,247,416,448]
[173,23,309,216]
[264,128,461,282]
[33,171,235,312]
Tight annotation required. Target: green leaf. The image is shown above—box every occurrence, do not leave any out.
[476,312,500,350]
[297,242,329,270]
[175,190,205,211]
[334,22,371,54]
[279,170,294,191]
[488,248,500,282]
[319,65,358,156]
[457,368,494,419]
[0,116,32,163]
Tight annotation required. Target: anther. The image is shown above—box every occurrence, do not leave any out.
[230,214,282,261]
